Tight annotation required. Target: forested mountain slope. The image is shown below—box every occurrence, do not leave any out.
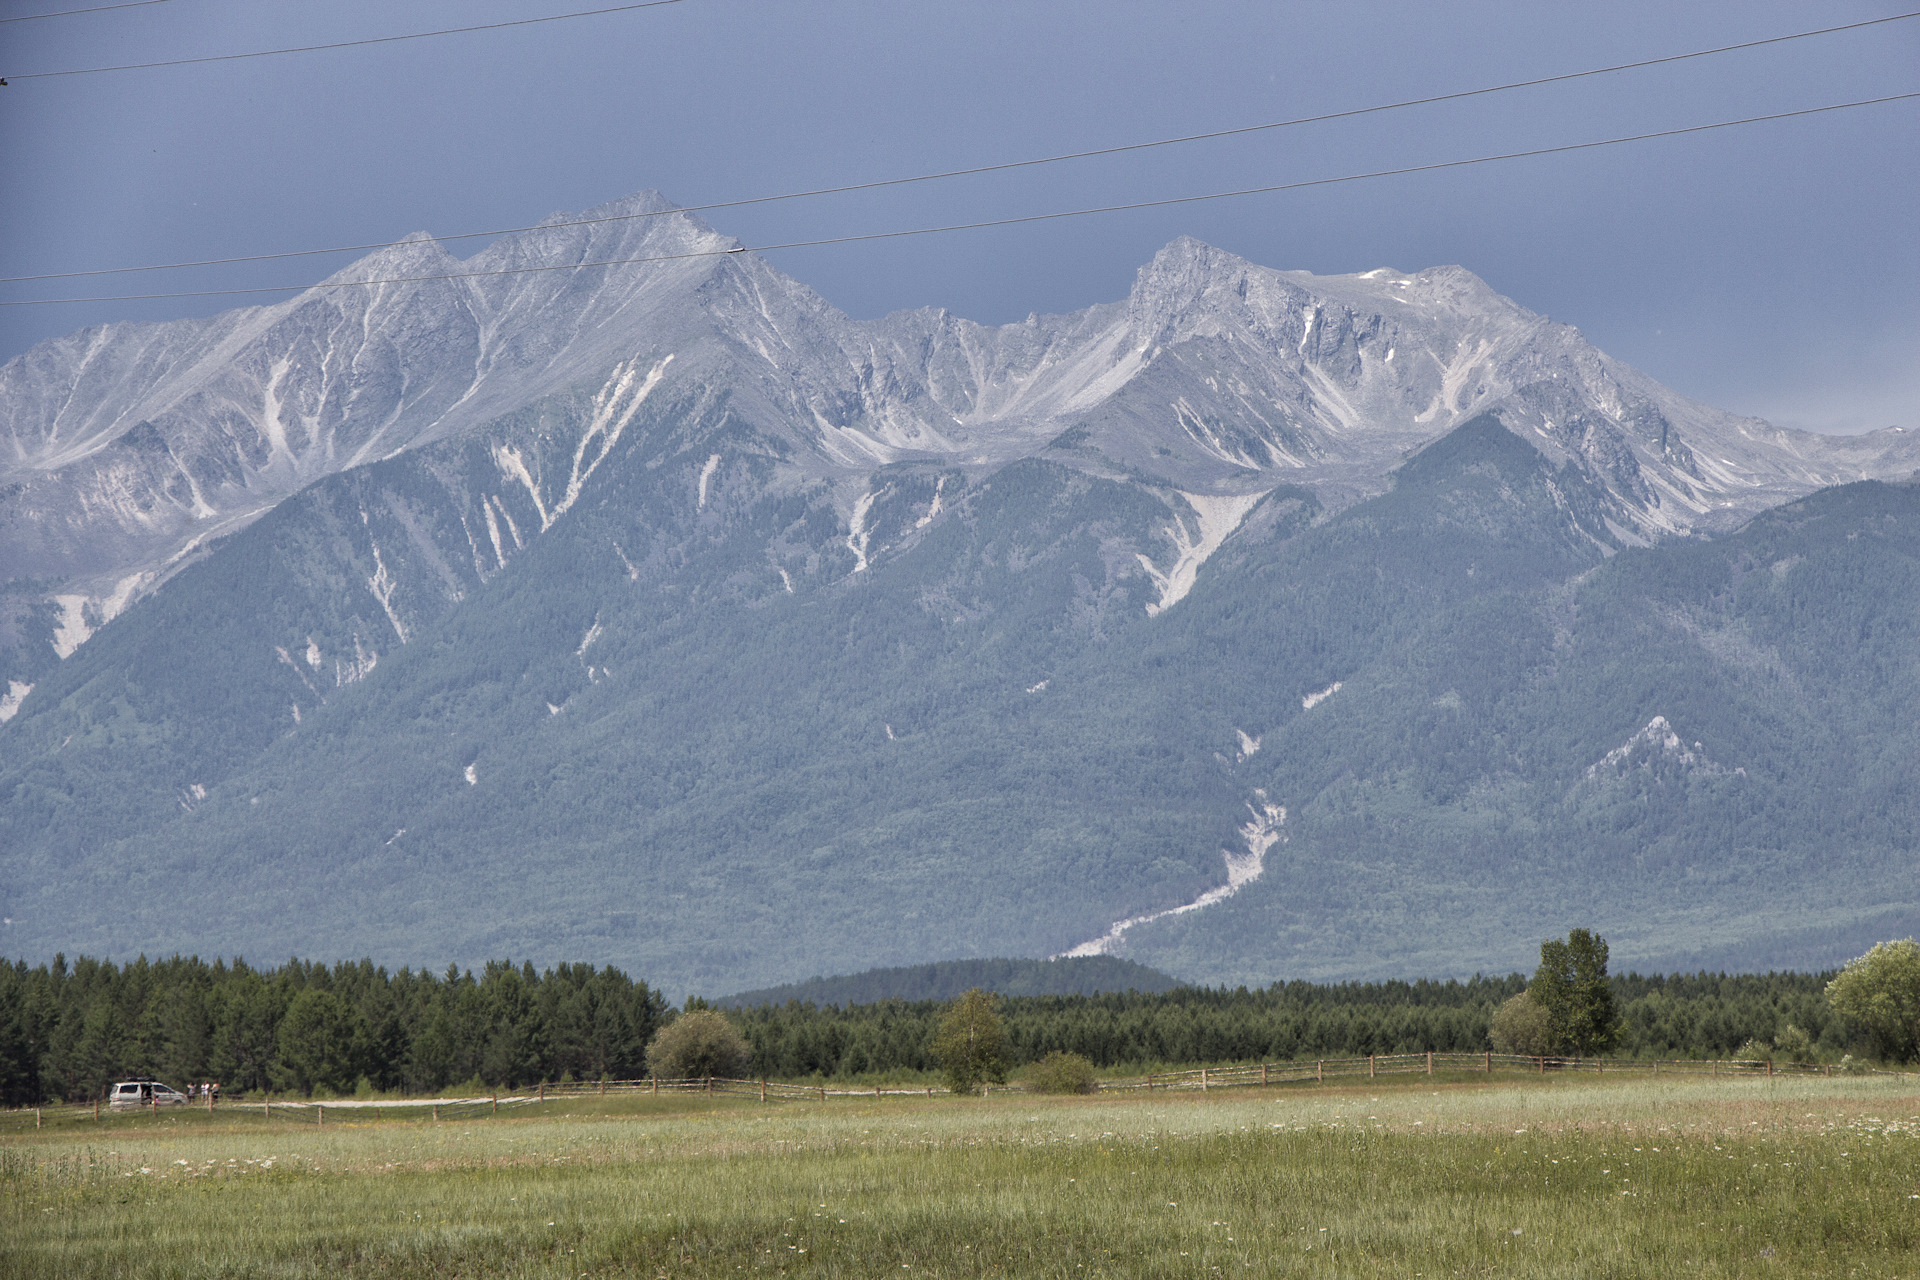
[2,196,1916,997]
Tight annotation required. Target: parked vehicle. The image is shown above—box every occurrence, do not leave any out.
[108,1079,190,1109]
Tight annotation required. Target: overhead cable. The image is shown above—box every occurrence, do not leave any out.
[3,9,1915,284]
[7,91,1914,308]
[1,0,169,23]
[2,0,691,79]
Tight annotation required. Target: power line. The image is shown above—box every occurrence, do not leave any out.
[1,0,692,80]
[0,0,169,23]
[7,91,1913,308]
[4,9,1914,286]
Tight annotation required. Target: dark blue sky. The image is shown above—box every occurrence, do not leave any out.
[3,0,1914,432]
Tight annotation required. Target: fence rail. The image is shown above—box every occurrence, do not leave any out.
[4,1053,1911,1129]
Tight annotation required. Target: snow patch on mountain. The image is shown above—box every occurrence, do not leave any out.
[1061,794,1285,957]
[49,574,144,659]
[335,633,379,686]
[846,489,881,573]
[697,451,720,510]
[1302,681,1342,710]
[1135,490,1268,615]
[555,355,671,526]
[0,680,31,723]
[365,537,407,644]
[915,475,947,528]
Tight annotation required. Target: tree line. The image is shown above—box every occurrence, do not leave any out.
[0,947,1898,1106]
[0,955,670,1105]
[726,966,1866,1079]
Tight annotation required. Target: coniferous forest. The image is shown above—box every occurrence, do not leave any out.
[0,954,1868,1106]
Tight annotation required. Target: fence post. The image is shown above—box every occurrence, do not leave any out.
[1485,1050,1491,1074]
[875,1084,881,1099]
[819,1085,826,1102]
[1262,1062,1269,1086]
[1316,1060,1323,1083]
[433,1104,439,1122]
[317,1105,323,1129]
[264,1097,270,1120]
[1767,1059,1773,1078]
[35,1108,41,1129]
[601,1078,607,1097]
[1369,1055,1375,1079]
[1201,1068,1208,1092]
[706,1077,713,1096]
[491,1094,497,1115]
[1427,1051,1433,1077]
[1537,1056,1544,1075]
[652,1077,658,1096]
[760,1079,767,1102]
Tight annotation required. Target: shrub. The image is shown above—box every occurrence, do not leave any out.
[1026,1051,1097,1094]
[645,1010,752,1080]
[1488,991,1552,1056]
[1772,1023,1817,1063]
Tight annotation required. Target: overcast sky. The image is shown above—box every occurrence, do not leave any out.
[3,0,1915,433]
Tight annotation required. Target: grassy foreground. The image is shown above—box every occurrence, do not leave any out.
[3,1074,1916,1278]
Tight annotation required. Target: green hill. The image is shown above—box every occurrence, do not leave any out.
[715,956,1183,1008]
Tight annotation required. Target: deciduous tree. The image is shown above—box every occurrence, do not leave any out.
[644,1009,752,1080]
[1826,939,1920,1062]
[1530,929,1617,1056]
[932,988,1006,1095]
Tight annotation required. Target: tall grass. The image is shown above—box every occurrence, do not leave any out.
[3,1074,1915,1277]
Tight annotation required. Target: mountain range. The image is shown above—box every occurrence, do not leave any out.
[3,191,1916,998]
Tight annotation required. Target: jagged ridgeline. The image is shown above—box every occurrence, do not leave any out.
[716,956,1183,1008]
[2,193,1918,997]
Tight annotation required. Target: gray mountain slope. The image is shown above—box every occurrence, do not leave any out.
[2,194,1918,994]
[6,195,1915,703]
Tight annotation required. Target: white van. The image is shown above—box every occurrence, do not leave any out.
[108,1079,190,1110]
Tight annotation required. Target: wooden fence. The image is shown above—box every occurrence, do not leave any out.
[3,1053,1910,1130]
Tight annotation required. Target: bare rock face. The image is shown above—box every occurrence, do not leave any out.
[4,192,1916,697]
[4,194,1920,993]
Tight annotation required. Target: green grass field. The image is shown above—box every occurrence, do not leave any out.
[4,1073,1916,1277]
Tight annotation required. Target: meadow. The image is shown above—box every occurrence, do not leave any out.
[3,1072,1916,1278]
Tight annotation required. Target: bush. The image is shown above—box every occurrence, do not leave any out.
[1772,1023,1817,1063]
[645,1010,752,1080]
[1026,1051,1097,1094]
[1488,991,1552,1056]
[1734,1037,1772,1062]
